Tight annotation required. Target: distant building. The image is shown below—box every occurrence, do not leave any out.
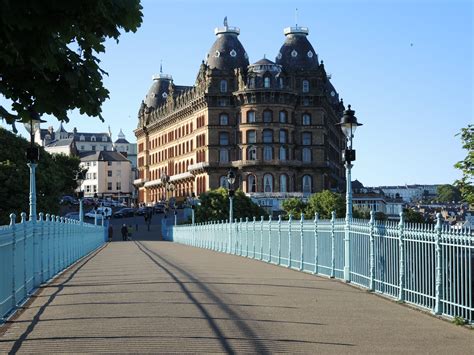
[79,151,132,199]
[369,184,441,203]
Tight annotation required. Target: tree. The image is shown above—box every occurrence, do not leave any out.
[305,190,345,219]
[454,124,474,205]
[0,128,81,224]
[436,184,461,203]
[0,1,143,128]
[195,188,268,223]
[281,197,306,219]
[403,208,426,224]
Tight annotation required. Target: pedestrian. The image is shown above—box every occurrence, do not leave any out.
[121,224,128,241]
[108,225,113,242]
[127,225,133,240]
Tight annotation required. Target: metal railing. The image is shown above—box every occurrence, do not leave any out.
[172,212,473,324]
[0,212,105,322]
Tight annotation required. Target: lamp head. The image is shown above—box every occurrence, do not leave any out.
[226,170,236,186]
[336,104,362,139]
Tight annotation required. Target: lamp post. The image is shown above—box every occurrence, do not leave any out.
[226,170,236,253]
[23,113,46,221]
[75,169,87,224]
[336,104,362,282]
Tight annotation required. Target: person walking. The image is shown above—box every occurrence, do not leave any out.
[121,224,128,241]
[107,225,113,242]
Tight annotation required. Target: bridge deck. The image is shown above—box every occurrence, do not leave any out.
[0,240,472,353]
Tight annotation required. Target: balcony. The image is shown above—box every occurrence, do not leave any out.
[188,162,210,172]
[133,178,146,186]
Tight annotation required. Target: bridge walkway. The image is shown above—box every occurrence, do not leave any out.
[0,240,472,353]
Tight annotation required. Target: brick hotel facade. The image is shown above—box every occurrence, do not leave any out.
[135,21,346,210]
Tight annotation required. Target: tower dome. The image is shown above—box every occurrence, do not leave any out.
[275,26,319,71]
[144,72,173,109]
[206,18,249,71]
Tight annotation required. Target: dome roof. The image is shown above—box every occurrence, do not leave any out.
[144,73,172,109]
[275,26,319,71]
[248,58,282,74]
[206,23,249,71]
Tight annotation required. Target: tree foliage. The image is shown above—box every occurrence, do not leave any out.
[454,124,474,205]
[195,188,268,223]
[0,128,81,224]
[0,0,143,127]
[281,198,306,219]
[436,184,461,203]
[305,190,345,219]
[403,208,426,224]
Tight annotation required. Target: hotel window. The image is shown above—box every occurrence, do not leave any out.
[263,174,273,192]
[247,146,257,161]
[219,113,229,125]
[249,77,255,88]
[91,145,96,151]
[263,110,272,123]
[279,77,284,88]
[302,132,312,145]
[116,182,121,190]
[247,130,256,144]
[107,182,112,191]
[264,76,271,88]
[247,111,256,123]
[263,146,273,161]
[263,129,273,143]
[102,136,107,142]
[248,175,257,193]
[219,132,229,146]
[220,79,227,93]
[93,185,97,193]
[85,185,91,193]
[107,170,112,177]
[302,148,311,162]
[280,174,288,193]
[107,161,112,166]
[302,113,311,125]
[279,146,287,161]
[219,176,228,188]
[279,110,287,123]
[302,79,310,93]
[279,130,287,143]
[219,149,229,163]
[91,136,96,142]
[302,175,312,194]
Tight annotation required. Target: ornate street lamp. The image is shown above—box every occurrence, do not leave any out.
[226,170,236,253]
[336,104,362,282]
[23,112,46,220]
[75,169,87,223]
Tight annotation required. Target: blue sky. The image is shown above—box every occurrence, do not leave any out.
[1,0,472,187]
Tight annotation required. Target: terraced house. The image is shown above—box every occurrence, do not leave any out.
[135,20,346,211]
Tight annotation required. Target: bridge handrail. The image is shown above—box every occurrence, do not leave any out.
[0,212,105,323]
[172,213,474,324]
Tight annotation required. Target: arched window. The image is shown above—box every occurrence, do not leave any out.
[302,175,312,194]
[91,135,96,142]
[302,113,311,125]
[220,80,227,93]
[302,148,311,162]
[263,146,273,161]
[263,174,273,192]
[247,111,256,123]
[263,129,273,143]
[248,175,257,193]
[302,79,310,93]
[219,113,228,125]
[279,110,287,123]
[280,174,288,193]
[264,76,271,88]
[247,146,257,160]
[279,146,287,161]
[263,110,272,123]
[219,176,228,188]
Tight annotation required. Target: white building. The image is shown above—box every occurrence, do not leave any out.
[79,151,132,199]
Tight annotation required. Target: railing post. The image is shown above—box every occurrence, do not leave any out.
[21,212,27,299]
[239,218,243,256]
[398,211,405,302]
[94,211,98,226]
[10,214,17,309]
[260,216,264,260]
[288,214,292,268]
[245,217,249,257]
[331,211,336,278]
[300,214,304,271]
[277,215,281,265]
[314,213,319,274]
[45,214,50,280]
[234,218,238,254]
[268,216,272,262]
[434,213,442,315]
[369,211,375,292]
[252,217,256,258]
[56,216,61,274]
[38,213,44,284]
[61,217,65,270]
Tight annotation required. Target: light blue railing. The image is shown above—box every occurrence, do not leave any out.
[172,212,474,324]
[0,212,105,322]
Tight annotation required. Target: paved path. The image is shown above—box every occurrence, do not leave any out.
[1,240,472,354]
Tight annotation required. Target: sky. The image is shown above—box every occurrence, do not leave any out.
[1,0,472,187]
